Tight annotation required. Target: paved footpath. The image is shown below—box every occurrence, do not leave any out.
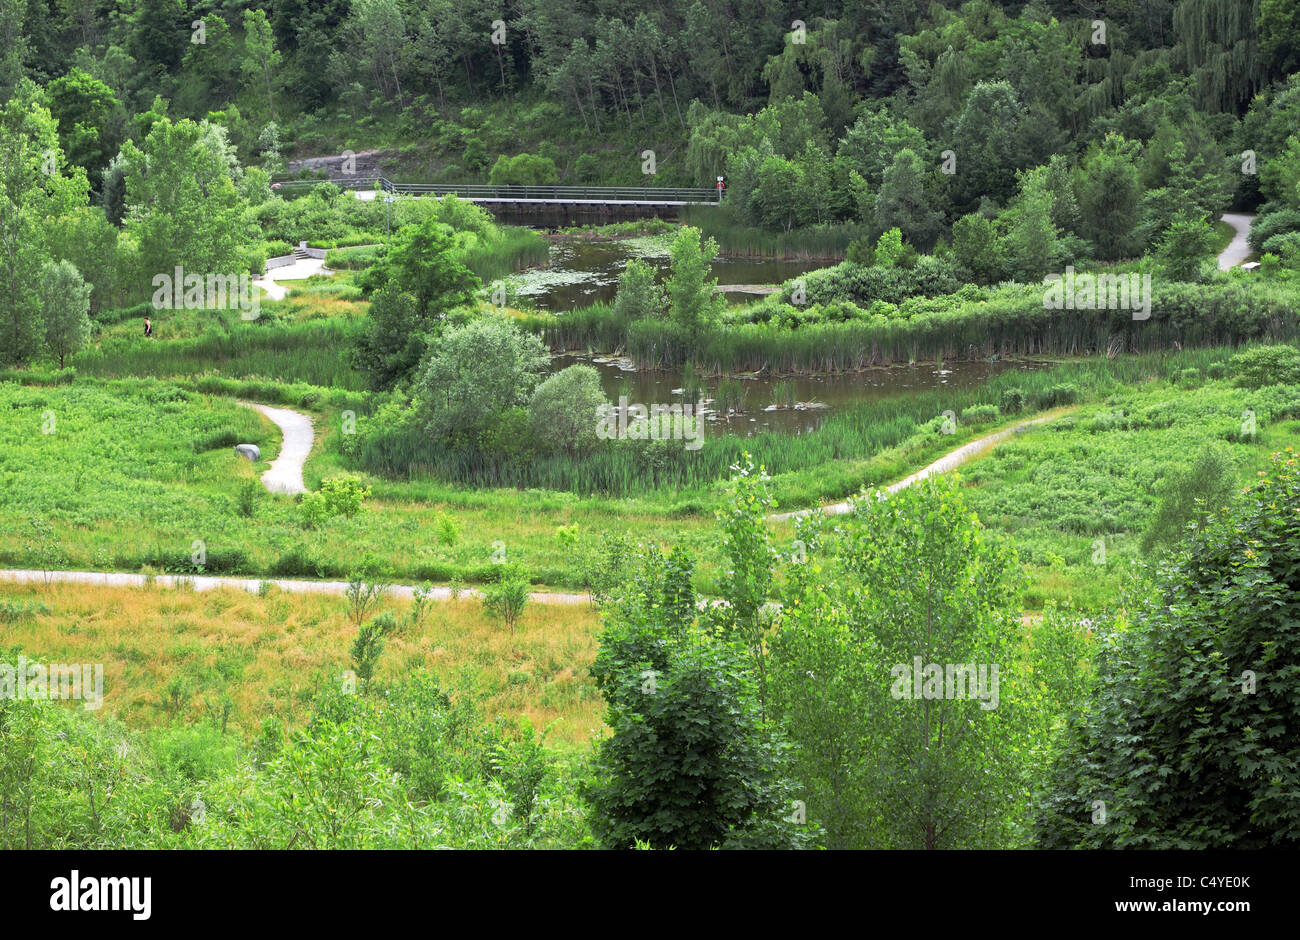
[1218,213,1255,269]
[2,416,1060,604]
[241,403,313,495]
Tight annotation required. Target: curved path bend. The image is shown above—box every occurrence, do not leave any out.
[771,416,1055,521]
[2,414,1056,604]
[241,402,313,495]
[1219,212,1255,269]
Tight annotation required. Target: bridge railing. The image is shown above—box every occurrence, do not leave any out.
[271,176,722,204]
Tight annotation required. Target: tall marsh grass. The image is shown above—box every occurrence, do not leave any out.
[73,319,367,389]
[681,205,866,260]
[356,348,1243,499]
[528,278,1300,375]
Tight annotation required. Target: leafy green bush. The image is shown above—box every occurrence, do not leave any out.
[961,403,1001,423]
[482,564,530,631]
[488,153,559,186]
[1035,383,1078,408]
[1000,387,1026,414]
[1248,207,1300,253]
[351,610,398,681]
[1229,344,1300,388]
[1038,450,1300,848]
[1140,443,1239,552]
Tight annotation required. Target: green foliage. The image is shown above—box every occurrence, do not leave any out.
[771,477,1032,848]
[961,404,1001,423]
[351,285,427,390]
[413,315,550,443]
[1075,134,1143,261]
[712,457,777,699]
[1037,451,1300,848]
[528,364,606,456]
[665,226,724,341]
[302,475,371,527]
[344,569,386,627]
[587,630,809,850]
[487,153,559,186]
[1141,443,1239,553]
[874,148,943,251]
[121,116,253,283]
[1229,344,1300,387]
[39,259,92,368]
[952,213,1004,284]
[435,512,460,546]
[1249,208,1300,254]
[350,610,398,681]
[237,479,260,519]
[611,258,664,321]
[1157,209,1217,282]
[360,216,480,319]
[482,564,530,631]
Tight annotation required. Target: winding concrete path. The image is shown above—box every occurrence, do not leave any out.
[1219,213,1255,269]
[771,416,1054,521]
[241,403,313,495]
[1,414,1057,604]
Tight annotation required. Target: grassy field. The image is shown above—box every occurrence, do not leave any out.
[0,579,603,749]
[960,378,1299,608]
[3,347,1297,612]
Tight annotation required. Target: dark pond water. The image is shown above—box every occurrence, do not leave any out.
[525,238,1047,436]
[553,354,1051,436]
[508,238,823,311]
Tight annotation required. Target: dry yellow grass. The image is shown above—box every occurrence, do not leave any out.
[0,581,604,749]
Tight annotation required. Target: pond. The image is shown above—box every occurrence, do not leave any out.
[506,236,823,311]
[553,353,1051,436]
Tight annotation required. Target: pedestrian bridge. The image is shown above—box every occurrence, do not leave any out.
[272,176,722,207]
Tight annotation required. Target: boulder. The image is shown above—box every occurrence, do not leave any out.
[234,444,260,461]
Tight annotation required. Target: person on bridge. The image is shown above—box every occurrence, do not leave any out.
[716,175,727,198]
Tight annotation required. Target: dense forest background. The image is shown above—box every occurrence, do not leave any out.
[5,0,1298,195]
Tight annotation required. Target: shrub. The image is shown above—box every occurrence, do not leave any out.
[0,598,50,623]
[612,258,664,321]
[482,565,530,631]
[1038,451,1300,848]
[1035,384,1078,408]
[1000,387,1027,414]
[488,153,559,186]
[237,479,259,518]
[192,430,241,453]
[1248,208,1300,253]
[435,512,460,547]
[528,364,606,455]
[299,491,330,528]
[1141,443,1239,552]
[351,610,398,682]
[587,631,809,850]
[1229,344,1300,388]
[961,404,1001,423]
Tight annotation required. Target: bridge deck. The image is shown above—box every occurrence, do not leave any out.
[274,176,722,206]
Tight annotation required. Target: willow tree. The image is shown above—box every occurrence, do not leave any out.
[1173,0,1265,112]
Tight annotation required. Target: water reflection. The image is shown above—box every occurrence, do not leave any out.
[553,354,1050,436]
